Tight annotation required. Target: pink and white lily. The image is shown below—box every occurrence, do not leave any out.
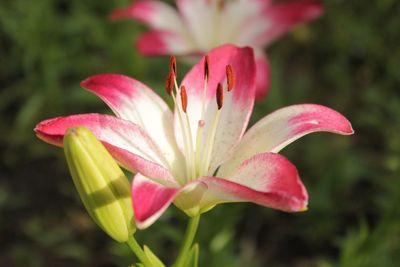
[35,45,353,229]
[110,0,324,98]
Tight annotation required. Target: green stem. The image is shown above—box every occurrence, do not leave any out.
[173,215,201,267]
[126,236,153,267]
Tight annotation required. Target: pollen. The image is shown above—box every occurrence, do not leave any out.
[165,71,174,96]
[226,65,234,91]
[216,83,224,110]
[180,85,188,113]
[204,55,210,81]
[169,55,177,76]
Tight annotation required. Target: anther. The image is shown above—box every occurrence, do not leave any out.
[216,83,224,110]
[165,71,174,96]
[226,65,234,91]
[217,0,225,10]
[204,55,210,81]
[170,56,177,76]
[180,85,188,113]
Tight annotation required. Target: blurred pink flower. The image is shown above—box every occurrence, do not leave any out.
[110,0,324,99]
[35,45,352,229]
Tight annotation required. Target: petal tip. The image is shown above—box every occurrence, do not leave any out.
[136,31,169,55]
[135,217,157,230]
[298,204,308,212]
[108,4,137,21]
[108,9,127,21]
[346,122,355,135]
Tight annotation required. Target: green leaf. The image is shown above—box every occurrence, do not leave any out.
[182,243,199,267]
[144,245,165,267]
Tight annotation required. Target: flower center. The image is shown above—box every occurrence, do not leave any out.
[166,56,235,184]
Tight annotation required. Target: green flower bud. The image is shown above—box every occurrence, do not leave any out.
[63,127,135,242]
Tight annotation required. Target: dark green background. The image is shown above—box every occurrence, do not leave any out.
[1,0,399,266]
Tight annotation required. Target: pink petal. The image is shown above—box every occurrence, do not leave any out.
[110,0,163,24]
[109,0,184,32]
[132,174,180,229]
[35,114,176,183]
[81,74,185,179]
[175,45,256,174]
[256,0,324,46]
[132,174,208,228]
[136,30,194,55]
[109,1,193,55]
[198,152,307,212]
[219,104,354,175]
[227,153,307,211]
[254,50,271,100]
[132,152,308,227]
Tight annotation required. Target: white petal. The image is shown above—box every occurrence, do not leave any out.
[218,104,354,176]
[81,74,185,179]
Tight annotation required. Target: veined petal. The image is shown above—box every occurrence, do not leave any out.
[227,153,307,209]
[81,74,184,179]
[35,114,176,184]
[136,30,196,55]
[253,0,324,46]
[132,174,180,229]
[254,49,271,100]
[175,45,256,174]
[218,104,354,176]
[133,152,307,226]
[197,152,307,212]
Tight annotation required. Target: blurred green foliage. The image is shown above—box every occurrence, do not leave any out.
[1,0,399,266]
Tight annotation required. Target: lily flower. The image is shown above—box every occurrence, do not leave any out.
[110,0,324,99]
[35,45,353,229]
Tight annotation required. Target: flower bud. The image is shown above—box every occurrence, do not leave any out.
[63,127,135,242]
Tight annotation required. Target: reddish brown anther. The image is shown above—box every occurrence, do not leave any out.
[204,55,210,81]
[180,85,188,113]
[165,71,174,96]
[226,65,234,91]
[170,56,177,76]
[216,83,224,110]
[218,0,225,10]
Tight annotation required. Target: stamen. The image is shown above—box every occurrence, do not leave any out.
[180,85,188,113]
[199,83,225,176]
[204,55,210,81]
[179,85,195,180]
[216,83,224,110]
[218,0,225,10]
[226,65,234,91]
[169,56,177,76]
[166,57,195,182]
[165,71,174,96]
